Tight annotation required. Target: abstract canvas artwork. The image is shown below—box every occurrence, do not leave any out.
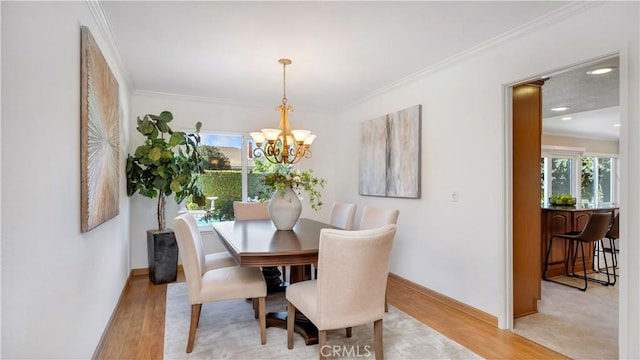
[359,105,421,198]
[81,26,120,232]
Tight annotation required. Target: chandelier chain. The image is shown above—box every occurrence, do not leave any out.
[282,61,287,105]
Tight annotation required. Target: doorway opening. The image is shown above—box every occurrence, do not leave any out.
[507,53,622,359]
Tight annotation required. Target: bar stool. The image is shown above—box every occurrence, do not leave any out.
[543,212,613,291]
[595,213,619,283]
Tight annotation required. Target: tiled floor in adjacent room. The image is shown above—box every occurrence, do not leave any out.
[513,272,618,360]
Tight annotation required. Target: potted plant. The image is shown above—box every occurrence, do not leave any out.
[126,111,205,284]
[260,167,326,230]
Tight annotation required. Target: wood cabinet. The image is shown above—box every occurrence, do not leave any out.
[513,82,543,318]
[541,207,618,278]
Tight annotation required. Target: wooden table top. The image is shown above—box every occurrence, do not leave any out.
[212,218,338,267]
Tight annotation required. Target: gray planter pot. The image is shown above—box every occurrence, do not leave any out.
[147,229,178,284]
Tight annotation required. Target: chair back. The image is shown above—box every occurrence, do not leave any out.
[579,212,613,243]
[359,205,399,230]
[315,224,396,330]
[606,213,619,239]
[233,201,270,220]
[174,212,206,303]
[329,201,357,230]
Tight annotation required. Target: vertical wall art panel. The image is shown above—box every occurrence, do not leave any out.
[81,26,120,232]
[359,105,421,198]
[358,117,388,196]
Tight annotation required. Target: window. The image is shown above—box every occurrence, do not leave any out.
[581,156,617,207]
[541,146,618,207]
[188,132,289,225]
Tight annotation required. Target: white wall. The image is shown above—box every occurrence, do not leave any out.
[336,2,639,357]
[542,134,619,154]
[129,93,336,268]
[1,2,131,358]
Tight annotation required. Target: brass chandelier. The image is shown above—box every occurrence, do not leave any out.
[250,59,315,164]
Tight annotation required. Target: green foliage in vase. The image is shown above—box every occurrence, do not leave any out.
[126,111,205,230]
[260,167,326,211]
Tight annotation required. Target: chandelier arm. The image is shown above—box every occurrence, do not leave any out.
[287,144,308,164]
[252,147,265,159]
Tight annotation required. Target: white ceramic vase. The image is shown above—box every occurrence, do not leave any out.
[268,186,302,230]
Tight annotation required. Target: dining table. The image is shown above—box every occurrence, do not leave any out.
[212,217,339,345]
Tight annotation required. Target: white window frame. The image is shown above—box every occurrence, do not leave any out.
[541,146,584,207]
[188,130,253,229]
[541,145,619,207]
[582,152,619,207]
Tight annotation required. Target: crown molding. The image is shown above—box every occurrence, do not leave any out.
[134,90,333,115]
[86,0,135,92]
[134,90,276,110]
[342,1,602,112]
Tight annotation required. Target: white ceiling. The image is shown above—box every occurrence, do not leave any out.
[101,1,618,140]
[541,56,620,140]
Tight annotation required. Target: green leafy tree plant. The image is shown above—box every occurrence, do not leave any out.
[126,111,205,230]
[198,145,231,170]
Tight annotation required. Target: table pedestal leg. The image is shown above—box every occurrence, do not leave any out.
[265,264,318,345]
[266,311,318,345]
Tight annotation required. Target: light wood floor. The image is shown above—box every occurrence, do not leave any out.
[94,273,568,360]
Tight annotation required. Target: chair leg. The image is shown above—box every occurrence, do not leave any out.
[253,298,258,319]
[187,304,202,353]
[287,301,295,350]
[346,327,352,338]
[319,330,327,360]
[593,239,602,271]
[384,289,388,313]
[609,237,618,283]
[542,236,557,280]
[544,237,586,291]
[569,241,613,289]
[258,297,266,345]
[374,319,383,360]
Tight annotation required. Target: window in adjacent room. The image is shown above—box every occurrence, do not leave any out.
[540,146,618,207]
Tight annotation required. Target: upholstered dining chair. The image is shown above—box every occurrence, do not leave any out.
[359,205,400,311]
[329,201,357,230]
[174,213,267,353]
[311,201,358,280]
[359,205,400,230]
[176,209,237,271]
[233,201,287,285]
[233,201,270,220]
[542,212,613,291]
[286,225,397,360]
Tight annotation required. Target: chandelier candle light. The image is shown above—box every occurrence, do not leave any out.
[250,59,315,164]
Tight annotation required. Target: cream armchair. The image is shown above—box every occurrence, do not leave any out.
[233,201,289,286]
[359,205,399,312]
[233,201,270,220]
[329,201,357,230]
[176,208,236,270]
[174,213,268,353]
[359,205,400,230]
[286,224,397,360]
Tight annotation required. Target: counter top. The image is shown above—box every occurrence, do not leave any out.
[541,205,619,212]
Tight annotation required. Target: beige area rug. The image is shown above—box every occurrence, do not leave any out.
[513,275,618,360]
[164,282,482,359]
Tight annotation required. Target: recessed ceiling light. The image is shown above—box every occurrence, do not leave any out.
[587,67,614,75]
[550,106,570,112]
[613,124,621,127]
[561,117,572,121]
